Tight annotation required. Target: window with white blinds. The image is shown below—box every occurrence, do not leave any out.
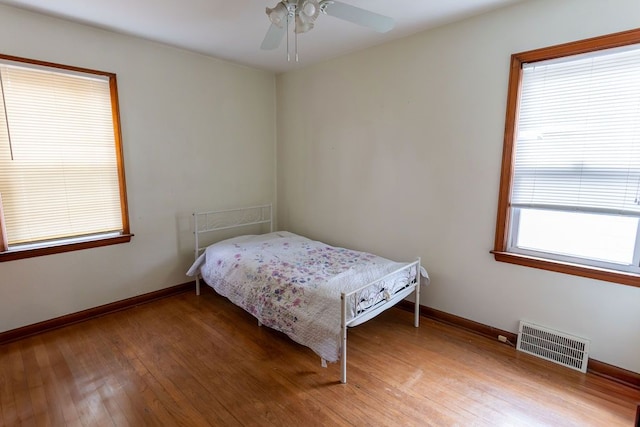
[494,29,640,286]
[512,46,640,217]
[0,55,130,259]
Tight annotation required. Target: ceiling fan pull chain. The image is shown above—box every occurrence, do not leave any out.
[286,12,291,62]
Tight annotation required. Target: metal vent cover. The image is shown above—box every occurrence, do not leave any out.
[516,321,590,373]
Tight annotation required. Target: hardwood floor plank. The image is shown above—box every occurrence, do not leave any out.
[89,335,160,427]
[344,336,515,425]
[109,314,216,427]
[1,288,638,426]
[7,342,34,425]
[62,323,148,427]
[41,336,85,426]
[350,311,632,426]
[144,297,339,426]
[99,339,180,426]
[22,341,56,426]
[31,337,71,426]
[0,344,19,426]
[193,303,395,425]
[54,331,117,426]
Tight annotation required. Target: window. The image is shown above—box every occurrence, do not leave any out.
[0,54,131,262]
[493,29,640,287]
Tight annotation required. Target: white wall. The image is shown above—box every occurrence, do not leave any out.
[0,5,276,332]
[276,0,640,373]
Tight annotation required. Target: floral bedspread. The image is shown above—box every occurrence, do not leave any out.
[187,231,427,362]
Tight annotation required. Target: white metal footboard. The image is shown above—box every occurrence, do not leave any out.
[340,259,422,384]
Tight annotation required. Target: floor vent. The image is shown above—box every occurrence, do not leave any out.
[516,321,590,373]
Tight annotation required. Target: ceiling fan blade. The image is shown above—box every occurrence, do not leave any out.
[322,1,394,33]
[261,23,287,50]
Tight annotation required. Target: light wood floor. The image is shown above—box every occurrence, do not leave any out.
[1,289,638,426]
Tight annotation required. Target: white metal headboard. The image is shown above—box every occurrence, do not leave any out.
[193,204,273,294]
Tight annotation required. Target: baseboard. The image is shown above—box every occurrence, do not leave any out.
[397,301,640,391]
[0,281,194,346]
[587,359,640,391]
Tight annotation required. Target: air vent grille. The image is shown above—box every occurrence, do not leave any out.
[516,321,590,373]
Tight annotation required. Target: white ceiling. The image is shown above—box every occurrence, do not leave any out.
[0,0,524,73]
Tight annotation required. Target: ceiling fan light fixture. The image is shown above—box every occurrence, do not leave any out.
[299,0,320,22]
[302,3,316,16]
[295,15,314,34]
[266,2,289,28]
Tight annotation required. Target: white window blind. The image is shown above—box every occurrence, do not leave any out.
[511,45,640,217]
[0,61,123,247]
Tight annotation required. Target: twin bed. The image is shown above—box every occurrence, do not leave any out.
[187,204,429,383]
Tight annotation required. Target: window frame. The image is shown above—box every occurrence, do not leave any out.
[0,54,131,262]
[492,28,640,288]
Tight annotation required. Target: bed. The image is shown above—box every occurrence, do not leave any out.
[186,204,429,383]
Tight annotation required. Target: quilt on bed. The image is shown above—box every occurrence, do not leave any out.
[187,231,428,362]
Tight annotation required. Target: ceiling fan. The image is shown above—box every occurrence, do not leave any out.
[261,0,395,53]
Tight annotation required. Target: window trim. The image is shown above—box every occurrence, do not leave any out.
[492,28,640,288]
[0,54,131,262]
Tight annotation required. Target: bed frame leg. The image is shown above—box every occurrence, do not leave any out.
[193,212,200,296]
[414,260,421,328]
[341,293,347,384]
